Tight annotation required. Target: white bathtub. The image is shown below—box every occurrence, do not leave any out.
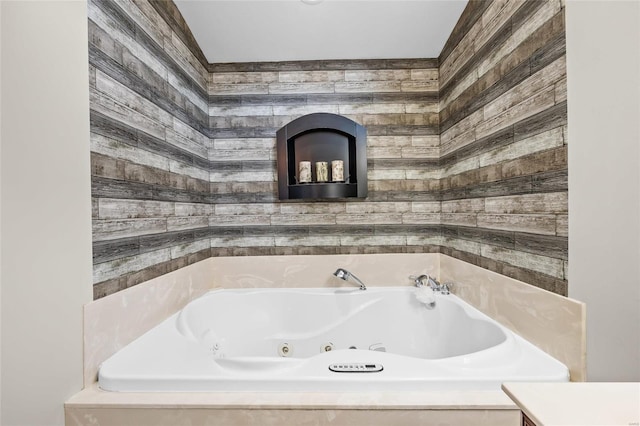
[98,287,569,392]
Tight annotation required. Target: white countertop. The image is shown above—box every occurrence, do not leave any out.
[501,382,640,426]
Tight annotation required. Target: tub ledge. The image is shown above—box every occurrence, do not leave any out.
[65,383,520,426]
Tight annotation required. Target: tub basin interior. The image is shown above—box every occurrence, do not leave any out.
[175,287,507,360]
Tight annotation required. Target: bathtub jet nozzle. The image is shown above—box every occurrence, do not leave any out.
[333,268,367,291]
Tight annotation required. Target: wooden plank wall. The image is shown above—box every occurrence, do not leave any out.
[90,0,568,299]
[89,0,212,299]
[206,60,442,261]
[437,0,568,295]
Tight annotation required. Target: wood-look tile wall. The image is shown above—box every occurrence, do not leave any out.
[206,59,442,263]
[90,0,568,299]
[437,0,568,295]
[89,0,212,299]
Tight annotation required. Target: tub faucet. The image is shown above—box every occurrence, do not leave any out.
[412,274,429,288]
[411,274,441,291]
[333,268,367,290]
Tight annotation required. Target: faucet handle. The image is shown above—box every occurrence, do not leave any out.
[409,274,430,287]
[427,276,440,286]
[440,282,453,295]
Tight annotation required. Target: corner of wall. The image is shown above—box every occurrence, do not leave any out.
[1,1,92,423]
[565,0,640,381]
[0,0,4,416]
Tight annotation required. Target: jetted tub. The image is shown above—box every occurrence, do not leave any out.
[98,287,569,392]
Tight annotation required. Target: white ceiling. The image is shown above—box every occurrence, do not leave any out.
[174,0,468,64]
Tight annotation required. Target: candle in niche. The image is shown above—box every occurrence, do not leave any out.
[298,161,311,183]
[316,161,328,182]
[331,160,344,182]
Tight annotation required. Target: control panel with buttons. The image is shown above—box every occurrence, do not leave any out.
[328,363,383,373]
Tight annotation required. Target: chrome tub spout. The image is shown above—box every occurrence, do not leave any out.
[333,268,367,290]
